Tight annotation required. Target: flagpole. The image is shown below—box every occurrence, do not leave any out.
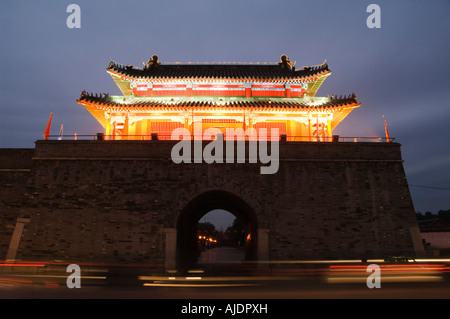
[58,123,64,140]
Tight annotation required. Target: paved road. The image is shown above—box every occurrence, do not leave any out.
[1,254,450,303]
[198,246,245,264]
[2,270,450,299]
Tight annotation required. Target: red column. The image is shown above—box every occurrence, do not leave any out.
[245,83,252,98]
[285,83,291,98]
[186,83,192,97]
[112,122,116,140]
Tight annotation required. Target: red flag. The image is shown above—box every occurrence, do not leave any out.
[43,112,53,140]
[383,114,390,142]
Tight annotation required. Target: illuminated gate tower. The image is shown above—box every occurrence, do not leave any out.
[77,54,360,141]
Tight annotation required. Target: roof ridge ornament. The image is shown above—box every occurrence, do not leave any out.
[144,54,161,70]
[279,54,293,70]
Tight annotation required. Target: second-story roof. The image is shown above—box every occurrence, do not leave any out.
[107,54,330,82]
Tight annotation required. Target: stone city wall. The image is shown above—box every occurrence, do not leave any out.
[0,140,423,266]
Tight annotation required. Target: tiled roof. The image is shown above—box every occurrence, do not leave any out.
[106,55,331,81]
[418,218,450,232]
[77,92,359,112]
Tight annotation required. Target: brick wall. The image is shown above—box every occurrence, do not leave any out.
[0,140,421,265]
[0,149,34,256]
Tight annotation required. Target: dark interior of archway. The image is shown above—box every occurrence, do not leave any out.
[176,191,257,272]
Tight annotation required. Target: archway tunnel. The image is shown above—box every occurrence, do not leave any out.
[176,190,258,271]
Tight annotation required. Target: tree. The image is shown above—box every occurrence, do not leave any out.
[415,211,436,220]
[197,221,216,233]
[197,222,217,251]
[225,218,245,247]
[437,210,450,224]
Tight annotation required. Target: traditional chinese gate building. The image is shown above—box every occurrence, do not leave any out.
[77,55,359,141]
[0,55,424,273]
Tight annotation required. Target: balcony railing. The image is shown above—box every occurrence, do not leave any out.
[44,134,394,143]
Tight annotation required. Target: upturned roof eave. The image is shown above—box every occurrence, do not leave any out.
[77,95,360,114]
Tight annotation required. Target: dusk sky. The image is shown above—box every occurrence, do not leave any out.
[1,0,449,220]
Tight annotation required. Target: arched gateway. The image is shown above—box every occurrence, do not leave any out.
[175,190,259,271]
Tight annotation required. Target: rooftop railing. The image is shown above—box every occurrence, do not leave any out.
[44,134,394,143]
